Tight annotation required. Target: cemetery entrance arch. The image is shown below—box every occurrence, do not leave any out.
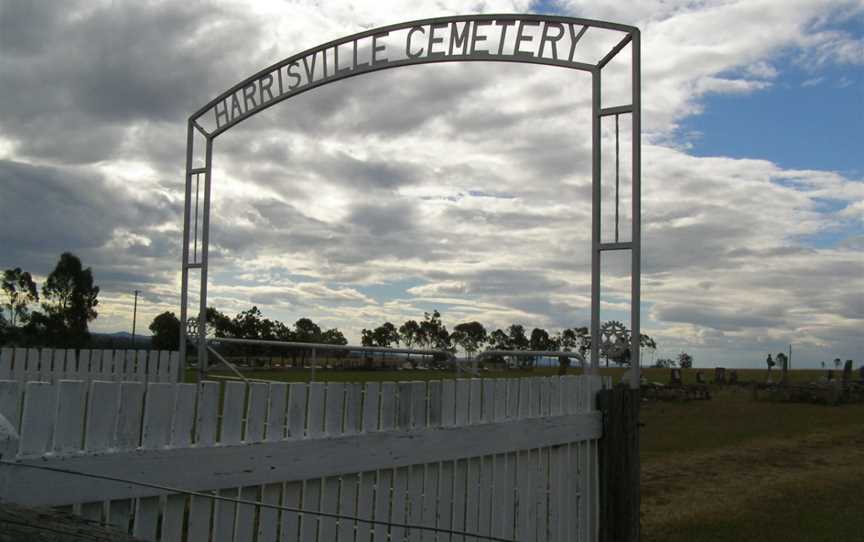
[180,14,642,386]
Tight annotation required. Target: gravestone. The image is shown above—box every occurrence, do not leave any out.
[696,371,706,384]
[842,360,853,385]
[826,369,834,381]
[780,356,789,385]
[714,367,726,385]
[670,368,682,386]
[728,370,739,385]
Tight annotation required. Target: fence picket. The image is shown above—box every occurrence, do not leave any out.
[266,382,288,442]
[64,349,77,381]
[257,482,282,542]
[106,381,145,534]
[213,381,244,542]
[133,383,175,539]
[320,475,340,542]
[245,381,269,442]
[0,380,20,432]
[288,382,308,439]
[258,383,288,542]
[356,382,380,542]
[37,349,53,383]
[53,380,86,453]
[147,351,159,383]
[373,383,396,542]
[188,381,220,542]
[280,480,302,542]
[160,383,197,542]
[301,383,326,540]
[158,351,171,383]
[337,384,363,541]
[0,348,12,380]
[1,374,604,542]
[19,381,56,456]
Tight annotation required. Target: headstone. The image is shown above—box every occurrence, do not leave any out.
[826,369,834,381]
[696,371,705,384]
[620,368,632,385]
[780,356,788,385]
[842,360,852,385]
[714,367,726,385]
[728,370,739,385]
[670,368,682,386]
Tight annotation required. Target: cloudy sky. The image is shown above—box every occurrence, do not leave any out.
[1,0,861,368]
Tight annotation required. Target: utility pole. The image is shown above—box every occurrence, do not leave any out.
[131,290,140,348]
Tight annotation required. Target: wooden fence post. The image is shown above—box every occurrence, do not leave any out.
[598,383,640,542]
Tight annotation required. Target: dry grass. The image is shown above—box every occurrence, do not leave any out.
[640,388,864,541]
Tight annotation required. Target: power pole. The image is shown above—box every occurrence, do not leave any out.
[131,290,140,348]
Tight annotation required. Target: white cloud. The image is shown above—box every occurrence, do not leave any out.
[0,0,861,366]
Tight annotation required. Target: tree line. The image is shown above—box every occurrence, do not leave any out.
[358,310,656,371]
[149,307,349,365]
[153,307,657,372]
[1,253,100,349]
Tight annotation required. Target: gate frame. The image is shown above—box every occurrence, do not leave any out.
[179,14,641,388]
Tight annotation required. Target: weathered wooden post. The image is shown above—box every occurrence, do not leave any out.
[598,384,640,542]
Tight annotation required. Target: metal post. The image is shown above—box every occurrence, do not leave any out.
[630,30,642,390]
[179,121,194,370]
[131,290,139,347]
[197,137,214,380]
[590,67,602,375]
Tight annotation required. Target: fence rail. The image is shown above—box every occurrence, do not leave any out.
[0,347,180,384]
[0,374,605,542]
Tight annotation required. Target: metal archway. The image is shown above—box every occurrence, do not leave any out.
[180,13,641,387]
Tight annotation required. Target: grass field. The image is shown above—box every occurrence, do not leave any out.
[189,366,863,541]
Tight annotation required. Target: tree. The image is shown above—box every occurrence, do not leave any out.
[375,322,400,347]
[2,267,39,328]
[653,357,677,369]
[360,328,375,347]
[507,324,531,368]
[419,310,450,350]
[293,318,322,343]
[204,307,234,337]
[451,321,487,358]
[399,320,421,350]
[149,311,180,350]
[833,358,842,369]
[555,327,589,375]
[507,324,529,350]
[487,329,511,350]
[320,328,347,346]
[529,328,554,351]
[41,253,99,348]
[232,306,267,339]
[678,352,693,369]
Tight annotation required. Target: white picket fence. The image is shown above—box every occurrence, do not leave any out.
[0,347,181,384]
[0,375,604,542]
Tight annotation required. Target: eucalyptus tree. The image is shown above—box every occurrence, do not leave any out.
[2,267,39,329]
[451,321,488,359]
[40,253,99,348]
